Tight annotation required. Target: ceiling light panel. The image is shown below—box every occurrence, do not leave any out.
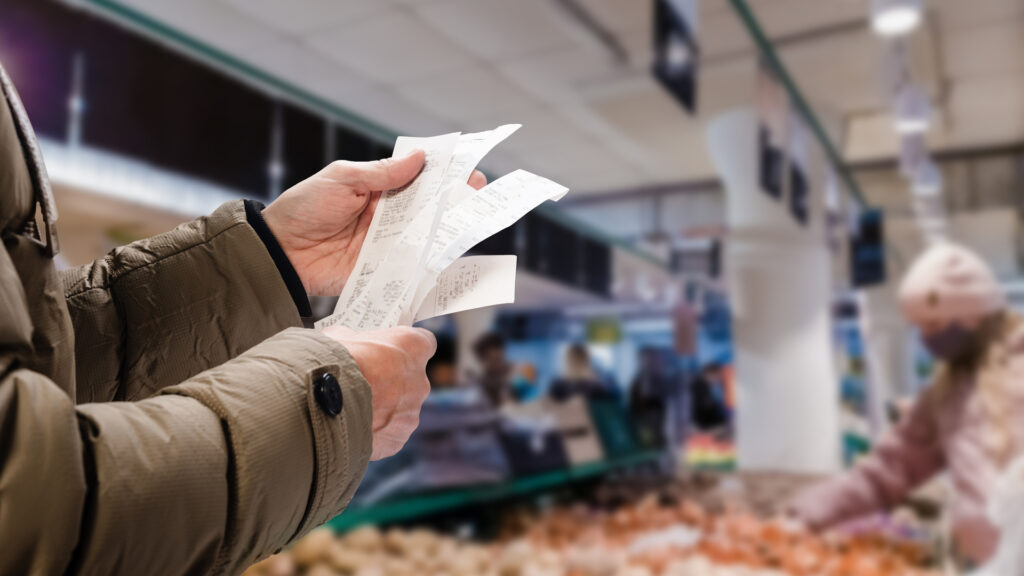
[306,10,474,84]
[871,0,923,36]
[933,0,1024,31]
[240,39,375,102]
[942,21,1024,81]
[497,45,622,105]
[396,67,537,122]
[339,87,456,137]
[411,0,577,61]
[573,0,654,34]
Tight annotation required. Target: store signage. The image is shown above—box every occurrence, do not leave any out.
[850,209,886,288]
[788,113,809,226]
[652,0,699,114]
[586,317,622,344]
[758,128,784,199]
[756,64,788,201]
[756,62,817,228]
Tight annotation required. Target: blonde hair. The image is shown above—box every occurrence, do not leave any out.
[932,310,1023,466]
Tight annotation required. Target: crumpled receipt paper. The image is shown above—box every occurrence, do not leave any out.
[315,125,568,331]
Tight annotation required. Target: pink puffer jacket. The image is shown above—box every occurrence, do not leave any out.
[793,328,1024,563]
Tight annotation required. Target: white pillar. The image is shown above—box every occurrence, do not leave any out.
[707,109,842,473]
[858,285,917,435]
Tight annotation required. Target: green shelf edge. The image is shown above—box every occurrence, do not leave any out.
[325,450,663,533]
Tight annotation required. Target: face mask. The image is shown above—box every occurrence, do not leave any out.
[922,323,979,363]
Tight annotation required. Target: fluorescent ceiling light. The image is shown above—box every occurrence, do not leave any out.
[871,0,922,36]
[894,85,931,134]
[665,34,693,72]
[912,158,942,196]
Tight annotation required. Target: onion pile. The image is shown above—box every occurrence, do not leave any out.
[243,496,935,576]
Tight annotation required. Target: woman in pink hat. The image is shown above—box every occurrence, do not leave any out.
[791,242,1023,564]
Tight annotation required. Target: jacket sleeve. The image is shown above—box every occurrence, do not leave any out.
[59,199,303,403]
[790,389,945,529]
[0,328,373,576]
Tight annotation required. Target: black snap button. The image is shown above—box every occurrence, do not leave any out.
[314,373,343,416]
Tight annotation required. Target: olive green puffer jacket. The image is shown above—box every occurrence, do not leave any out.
[0,63,372,575]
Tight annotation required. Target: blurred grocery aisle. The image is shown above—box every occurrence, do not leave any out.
[4,0,1024,573]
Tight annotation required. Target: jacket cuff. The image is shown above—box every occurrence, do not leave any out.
[161,327,372,574]
[244,199,312,317]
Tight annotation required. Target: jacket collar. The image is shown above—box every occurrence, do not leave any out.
[0,62,59,256]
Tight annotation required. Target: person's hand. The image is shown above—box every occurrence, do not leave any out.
[322,325,436,460]
[771,512,807,534]
[262,151,487,297]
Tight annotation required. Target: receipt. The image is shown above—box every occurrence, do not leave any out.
[389,125,521,264]
[413,255,517,323]
[315,126,569,331]
[318,133,458,329]
[429,169,568,269]
[446,125,521,196]
[404,170,568,322]
[343,126,523,330]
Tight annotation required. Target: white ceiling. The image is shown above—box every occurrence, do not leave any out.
[102,0,1024,197]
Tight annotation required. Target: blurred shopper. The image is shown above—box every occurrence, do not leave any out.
[792,242,1024,565]
[630,347,676,448]
[690,363,729,430]
[510,363,541,402]
[550,343,618,401]
[426,334,458,390]
[471,332,512,407]
[0,64,486,575]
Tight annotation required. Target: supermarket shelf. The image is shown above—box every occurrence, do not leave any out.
[326,451,664,533]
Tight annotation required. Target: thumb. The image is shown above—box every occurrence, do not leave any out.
[357,149,425,191]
